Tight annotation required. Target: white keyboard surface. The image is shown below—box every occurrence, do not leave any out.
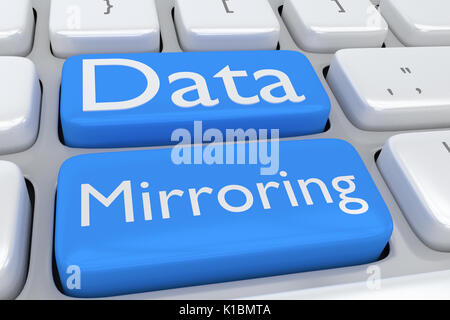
[1,0,450,300]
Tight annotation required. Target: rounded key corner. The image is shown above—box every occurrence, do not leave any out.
[363,209,394,248]
[381,212,395,235]
[276,49,310,61]
[382,133,404,149]
[333,47,371,58]
[58,150,121,174]
[0,56,37,71]
[61,54,90,68]
[345,116,386,133]
[0,160,22,175]
[58,153,92,175]
[0,160,32,300]
[0,274,27,300]
[61,55,79,65]
[321,138,360,153]
[4,137,39,156]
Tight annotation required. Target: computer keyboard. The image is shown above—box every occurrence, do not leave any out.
[1,0,450,300]
[55,139,393,298]
[60,50,330,147]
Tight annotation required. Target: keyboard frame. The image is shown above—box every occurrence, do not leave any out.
[7,0,450,299]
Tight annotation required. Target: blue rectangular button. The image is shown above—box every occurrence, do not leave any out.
[60,51,330,148]
[55,139,393,298]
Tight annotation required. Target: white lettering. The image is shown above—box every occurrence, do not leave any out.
[188,187,213,216]
[159,189,184,219]
[218,185,254,213]
[169,72,219,108]
[214,65,260,105]
[81,181,134,227]
[254,69,306,104]
[332,175,369,214]
[83,59,160,111]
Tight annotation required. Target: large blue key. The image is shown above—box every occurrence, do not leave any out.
[55,139,393,298]
[60,51,330,148]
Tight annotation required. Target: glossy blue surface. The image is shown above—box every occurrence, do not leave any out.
[55,139,393,298]
[60,51,330,148]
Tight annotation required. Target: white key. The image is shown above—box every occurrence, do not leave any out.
[0,57,41,154]
[379,0,450,47]
[282,0,388,53]
[378,131,450,251]
[0,161,31,299]
[174,0,280,51]
[0,0,34,56]
[49,0,160,58]
[327,47,450,131]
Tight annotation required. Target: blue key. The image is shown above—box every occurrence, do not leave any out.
[60,51,330,148]
[55,139,393,298]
